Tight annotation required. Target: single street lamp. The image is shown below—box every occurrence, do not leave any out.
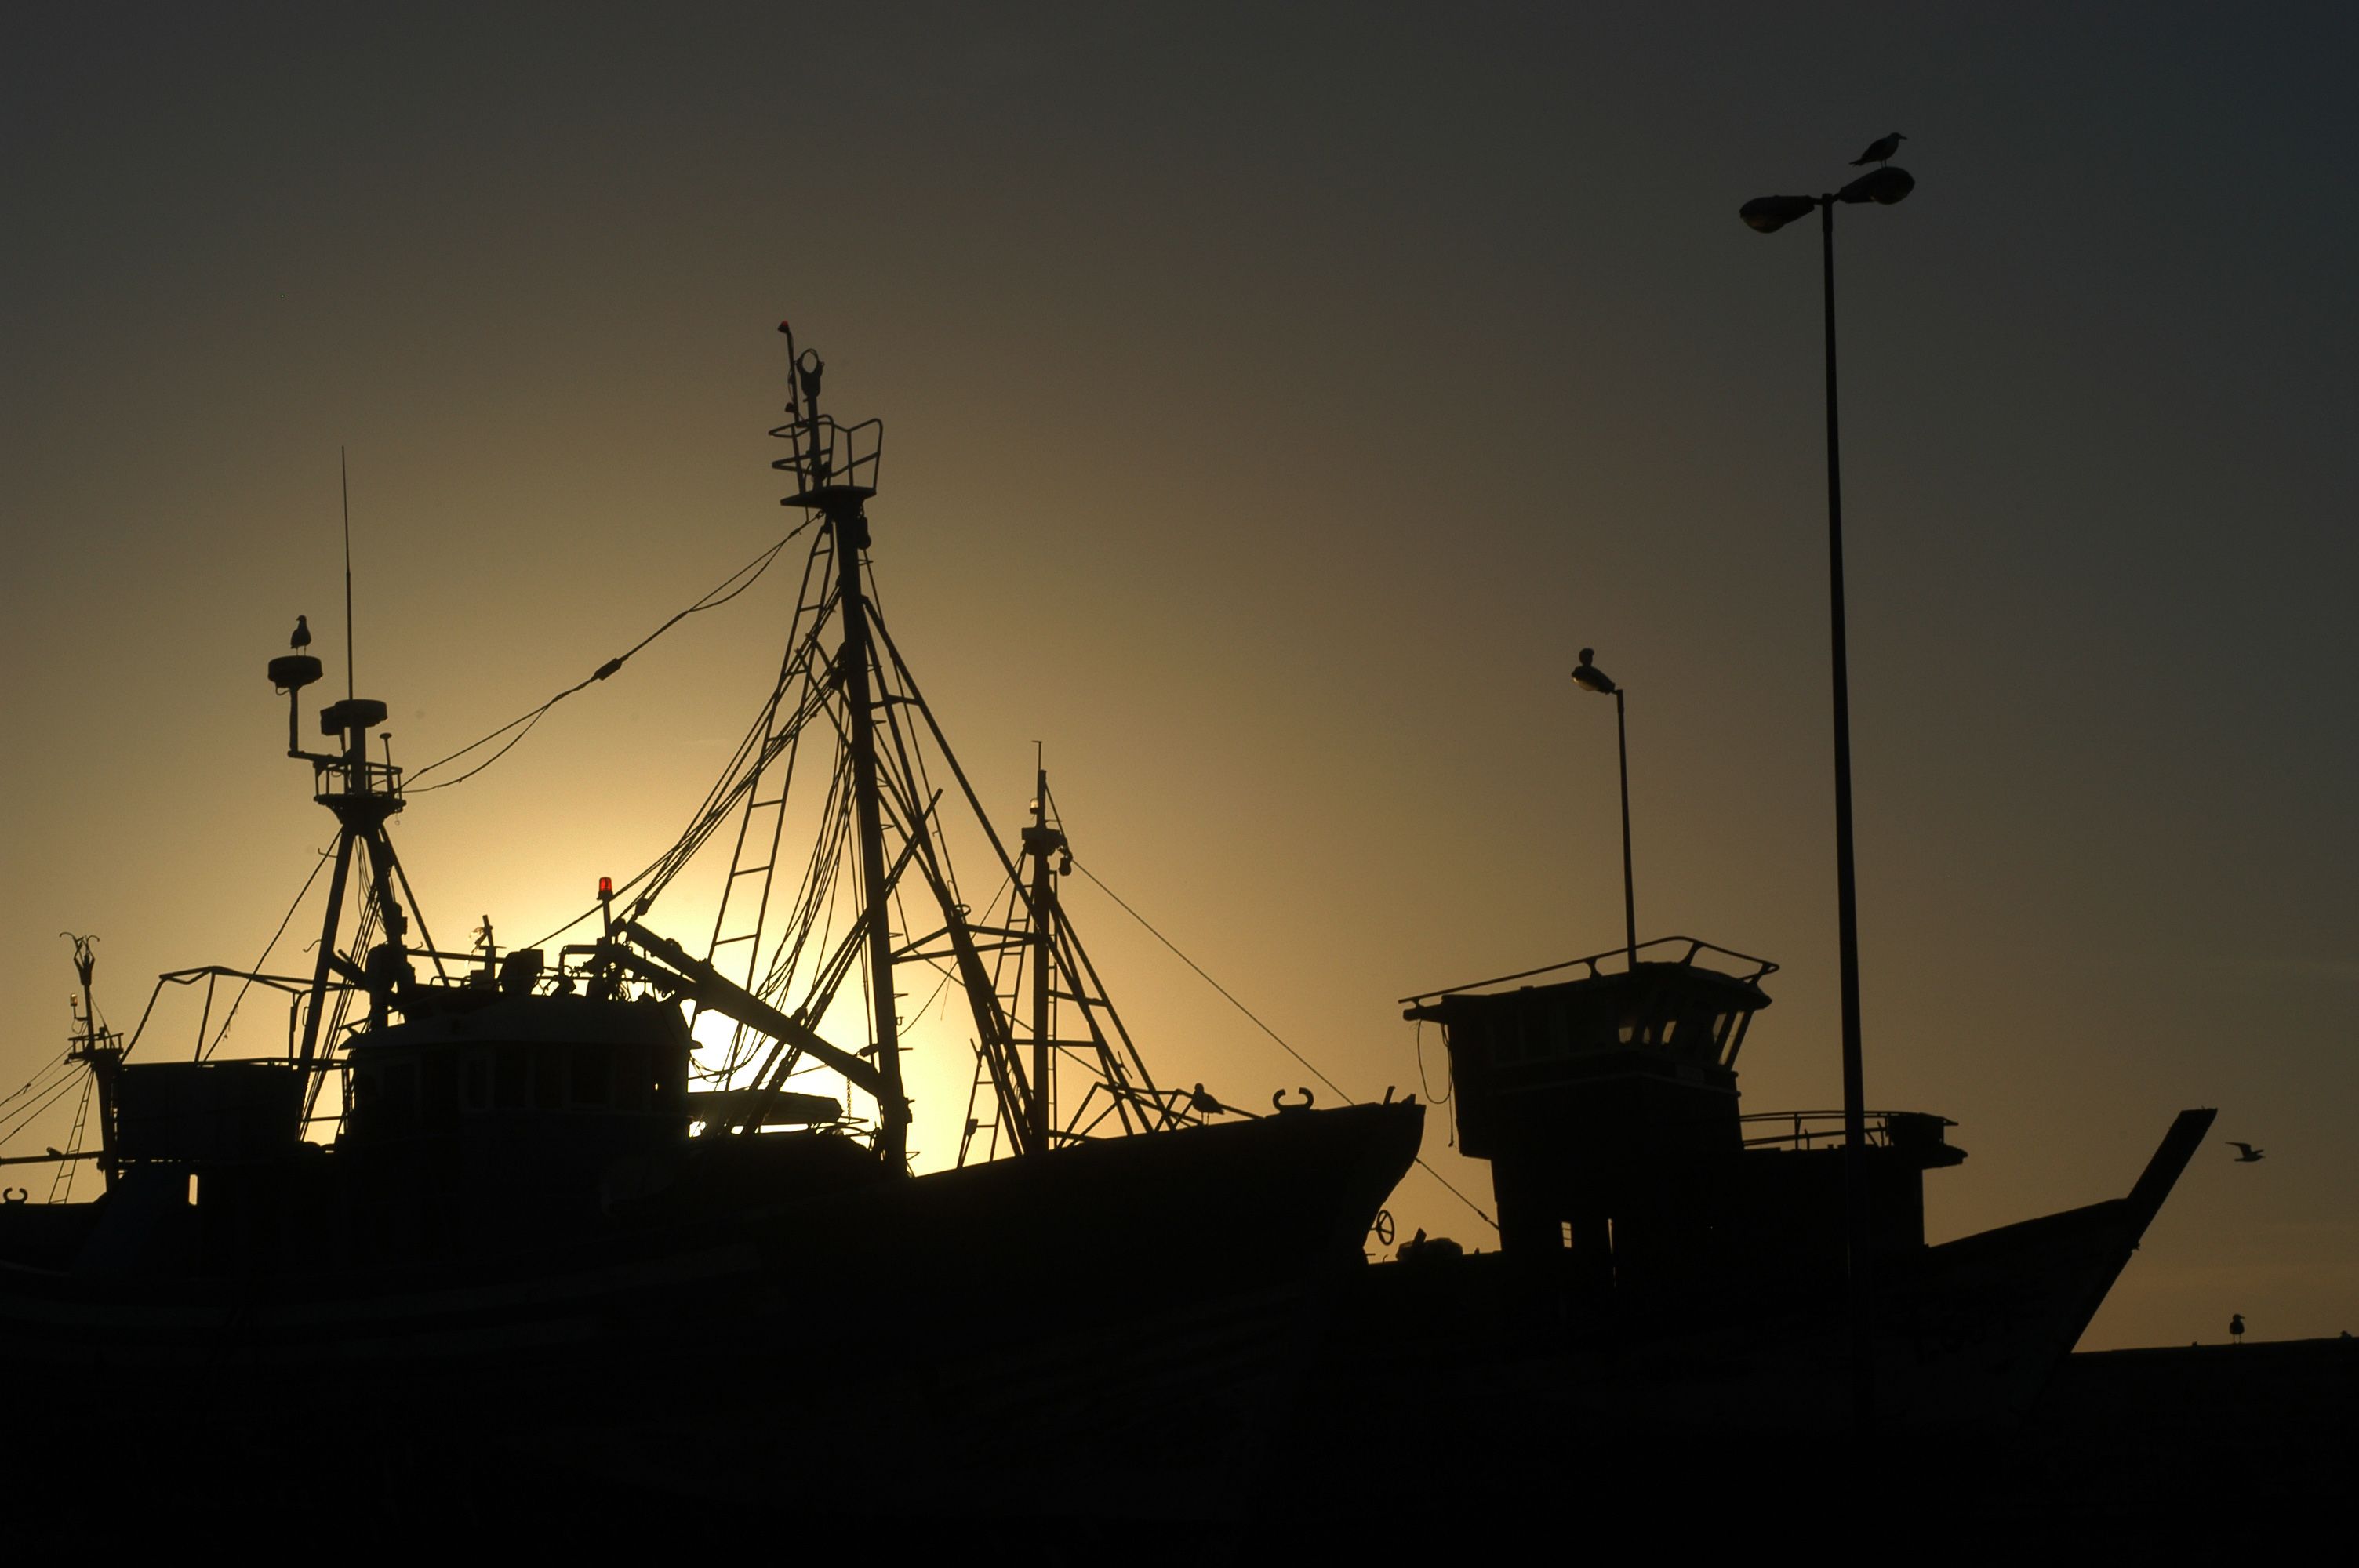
[1571,648,1637,971]
[1741,152,1916,1432]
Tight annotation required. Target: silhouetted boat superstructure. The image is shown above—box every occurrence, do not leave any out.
[1270,938,2215,1512]
[1404,938,1974,1294]
[0,328,1421,1527]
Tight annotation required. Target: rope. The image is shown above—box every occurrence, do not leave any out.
[0,1067,84,1149]
[1066,857,1496,1233]
[1414,1018,1452,1105]
[525,571,842,951]
[0,1049,71,1112]
[409,522,810,793]
[203,844,336,1059]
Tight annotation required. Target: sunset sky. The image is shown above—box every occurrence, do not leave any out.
[5,2,2355,1349]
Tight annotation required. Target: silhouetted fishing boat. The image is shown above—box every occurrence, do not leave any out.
[1264,927,2213,1524]
[0,327,1420,1535]
[0,325,2219,1546]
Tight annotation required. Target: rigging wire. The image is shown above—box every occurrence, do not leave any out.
[48,1074,93,1202]
[525,580,842,952]
[408,521,812,793]
[1066,856,1499,1233]
[1066,859,1350,1101]
[203,844,337,1060]
[0,1050,73,1113]
[0,1068,84,1149]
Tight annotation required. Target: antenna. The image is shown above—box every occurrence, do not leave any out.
[340,446,354,704]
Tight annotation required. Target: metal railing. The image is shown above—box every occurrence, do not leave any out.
[1739,1109,1954,1150]
[311,757,403,800]
[1400,935,1778,1005]
[772,414,884,501]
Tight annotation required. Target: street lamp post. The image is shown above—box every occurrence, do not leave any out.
[1739,159,1914,1433]
[1571,648,1637,971]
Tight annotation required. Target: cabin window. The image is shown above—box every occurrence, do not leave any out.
[493,1046,527,1110]
[569,1043,611,1109]
[531,1044,564,1110]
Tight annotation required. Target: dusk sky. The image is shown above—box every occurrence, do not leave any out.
[5,2,2355,1348]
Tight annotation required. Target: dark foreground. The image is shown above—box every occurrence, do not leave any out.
[19,1335,2350,1557]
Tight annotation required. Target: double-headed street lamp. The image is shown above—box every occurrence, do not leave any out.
[1571,648,1637,973]
[1740,155,1915,1432]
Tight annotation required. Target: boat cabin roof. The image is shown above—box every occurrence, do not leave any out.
[348,993,691,1054]
[1402,938,1774,1074]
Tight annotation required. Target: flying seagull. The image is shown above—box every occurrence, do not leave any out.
[290,615,312,652]
[2226,1141,2266,1163]
[1852,132,1906,166]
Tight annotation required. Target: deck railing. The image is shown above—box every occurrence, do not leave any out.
[1739,1109,1954,1150]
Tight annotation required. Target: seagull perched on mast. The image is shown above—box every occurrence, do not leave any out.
[290,615,312,652]
[2226,1141,2266,1163]
[1852,132,1906,166]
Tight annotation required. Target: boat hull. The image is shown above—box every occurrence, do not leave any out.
[2,1102,1422,1523]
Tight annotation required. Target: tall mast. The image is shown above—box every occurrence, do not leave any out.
[62,934,119,1186]
[772,324,908,1167]
[831,503,907,1167]
[271,581,413,1074]
[1021,755,1069,1152]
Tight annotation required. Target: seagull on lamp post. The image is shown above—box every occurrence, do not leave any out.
[1572,648,1616,695]
[290,615,312,652]
[1852,132,1906,166]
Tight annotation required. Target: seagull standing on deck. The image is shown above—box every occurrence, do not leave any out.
[1852,132,1906,166]
[290,615,312,652]
[2226,1142,2266,1163]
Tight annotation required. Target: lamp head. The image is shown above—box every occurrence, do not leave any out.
[1740,194,1820,234]
[1836,165,1915,206]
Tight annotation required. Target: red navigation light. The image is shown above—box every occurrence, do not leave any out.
[598,877,613,898]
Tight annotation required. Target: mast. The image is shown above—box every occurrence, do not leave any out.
[1021,757,1069,1151]
[831,503,908,1167]
[772,324,909,1167]
[63,934,119,1186]
[271,622,413,1073]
